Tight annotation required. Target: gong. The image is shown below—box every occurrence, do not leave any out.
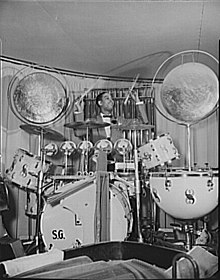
[8,69,69,125]
[160,62,218,123]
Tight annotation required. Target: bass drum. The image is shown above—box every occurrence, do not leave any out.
[41,181,133,250]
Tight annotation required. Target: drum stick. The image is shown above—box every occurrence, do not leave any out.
[150,97,154,125]
[124,74,140,105]
[75,77,101,105]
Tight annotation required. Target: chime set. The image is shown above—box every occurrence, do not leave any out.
[4,50,219,253]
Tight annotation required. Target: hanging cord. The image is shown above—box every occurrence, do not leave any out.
[197,1,205,52]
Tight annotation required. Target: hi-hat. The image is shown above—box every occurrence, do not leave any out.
[64,119,110,129]
[20,124,66,141]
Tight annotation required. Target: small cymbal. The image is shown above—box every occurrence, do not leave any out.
[20,124,66,141]
[64,119,110,129]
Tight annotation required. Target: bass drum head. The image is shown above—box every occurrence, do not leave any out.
[41,182,133,250]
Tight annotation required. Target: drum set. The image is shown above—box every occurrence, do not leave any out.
[4,51,218,254]
[5,117,187,252]
[4,116,219,253]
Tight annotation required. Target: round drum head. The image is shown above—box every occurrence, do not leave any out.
[114,139,133,155]
[8,70,69,125]
[161,62,219,124]
[95,139,113,154]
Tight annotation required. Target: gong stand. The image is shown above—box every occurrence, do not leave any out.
[133,129,143,242]
[79,128,90,175]
[84,127,90,174]
[33,129,46,253]
[186,123,192,171]
[62,150,68,175]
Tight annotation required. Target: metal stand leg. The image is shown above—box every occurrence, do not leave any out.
[133,130,143,242]
[26,130,45,254]
[185,224,194,251]
[34,169,44,253]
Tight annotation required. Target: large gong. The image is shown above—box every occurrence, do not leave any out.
[160,62,218,123]
[153,50,219,125]
[8,67,69,125]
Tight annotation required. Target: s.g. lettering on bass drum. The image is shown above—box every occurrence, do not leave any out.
[41,178,133,250]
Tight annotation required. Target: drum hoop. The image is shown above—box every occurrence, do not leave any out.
[150,171,219,177]
[110,183,132,221]
[13,148,51,168]
[46,177,96,205]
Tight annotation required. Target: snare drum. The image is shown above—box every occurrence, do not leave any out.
[41,180,133,250]
[138,134,179,169]
[5,149,51,191]
[149,169,218,220]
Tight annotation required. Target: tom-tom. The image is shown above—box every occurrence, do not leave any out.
[60,141,76,156]
[5,149,51,191]
[95,139,113,154]
[77,141,93,153]
[149,168,218,220]
[44,143,59,157]
[138,134,179,169]
[114,139,133,156]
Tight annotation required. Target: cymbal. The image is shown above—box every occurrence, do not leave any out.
[64,119,110,129]
[20,124,66,141]
[120,124,154,130]
[119,119,155,131]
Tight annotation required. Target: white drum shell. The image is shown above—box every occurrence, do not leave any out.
[41,181,132,250]
[150,170,218,220]
[138,134,179,169]
[6,149,50,190]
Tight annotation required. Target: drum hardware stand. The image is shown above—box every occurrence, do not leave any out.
[171,222,195,251]
[60,141,76,176]
[141,171,157,244]
[184,223,199,251]
[85,126,90,174]
[79,127,90,175]
[133,129,143,242]
[186,124,192,171]
[26,129,46,254]
[61,150,68,175]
